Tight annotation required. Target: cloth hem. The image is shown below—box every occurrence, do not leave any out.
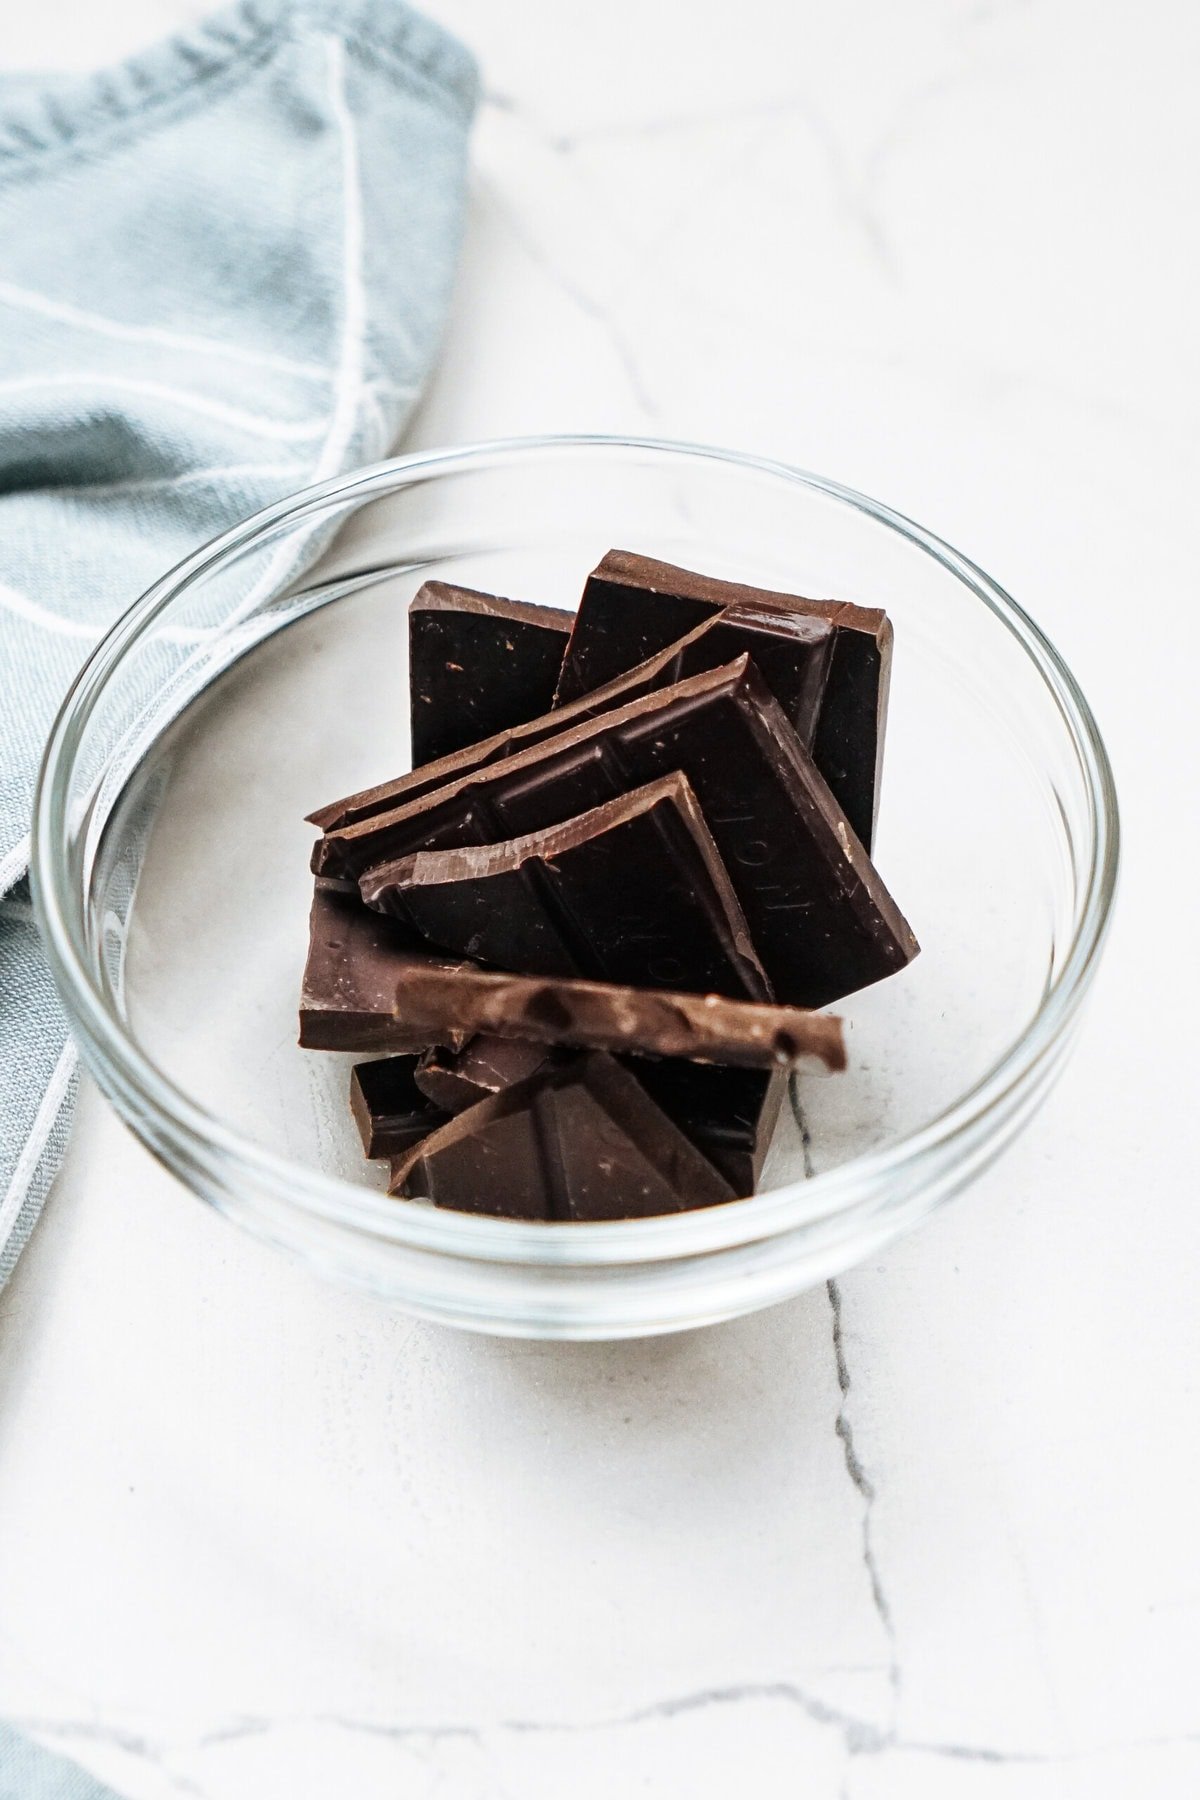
[0,0,479,175]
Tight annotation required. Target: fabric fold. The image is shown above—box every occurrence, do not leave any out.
[0,0,477,168]
[0,0,478,1293]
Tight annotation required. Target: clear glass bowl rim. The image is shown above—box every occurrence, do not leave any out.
[31,435,1120,1269]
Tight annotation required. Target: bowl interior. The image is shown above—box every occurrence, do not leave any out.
[80,445,1089,1210]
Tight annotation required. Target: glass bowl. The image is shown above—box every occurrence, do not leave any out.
[31,437,1119,1339]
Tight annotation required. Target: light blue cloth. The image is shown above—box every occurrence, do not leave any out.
[0,1722,123,1800]
[0,4,476,1789]
[0,0,477,1310]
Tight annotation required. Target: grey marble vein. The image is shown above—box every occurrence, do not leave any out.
[479,179,659,419]
[24,1696,1200,1785]
[827,1276,902,1709]
[789,1076,901,1717]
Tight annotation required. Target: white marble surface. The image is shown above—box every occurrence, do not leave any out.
[2,2,1199,1796]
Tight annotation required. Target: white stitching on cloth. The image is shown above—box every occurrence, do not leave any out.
[0,374,328,441]
[0,578,103,641]
[0,835,32,896]
[0,276,331,383]
[0,1041,78,1247]
[203,31,372,641]
[45,460,305,499]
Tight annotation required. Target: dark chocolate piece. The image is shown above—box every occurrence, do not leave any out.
[630,1058,786,1197]
[310,605,834,834]
[299,888,846,1070]
[349,1057,451,1157]
[409,581,571,767]
[415,1037,556,1112]
[810,611,891,858]
[415,1035,784,1197]
[360,773,772,1001]
[553,550,891,850]
[299,887,445,1052]
[389,1052,736,1220]
[317,659,918,1009]
[682,604,834,748]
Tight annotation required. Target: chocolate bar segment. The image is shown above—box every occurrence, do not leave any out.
[349,1057,451,1157]
[360,773,772,1001]
[299,887,446,1052]
[309,604,833,834]
[299,889,846,1070]
[415,1035,784,1197]
[389,1052,736,1220]
[686,604,834,748]
[554,550,891,850]
[318,659,918,1009]
[630,1058,786,1197]
[811,610,891,858]
[409,581,571,767]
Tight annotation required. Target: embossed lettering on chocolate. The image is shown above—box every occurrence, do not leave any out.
[360,773,772,1001]
[317,660,918,1010]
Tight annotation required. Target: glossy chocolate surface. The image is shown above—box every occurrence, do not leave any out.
[299,889,846,1069]
[554,549,891,849]
[349,1056,451,1157]
[310,603,830,834]
[409,581,570,766]
[360,773,771,1001]
[415,1035,786,1197]
[389,1052,736,1220]
[318,659,917,1009]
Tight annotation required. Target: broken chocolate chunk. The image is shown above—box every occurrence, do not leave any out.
[409,581,571,766]
[296,542,926,1222]
[349,1057,451,1157]
[317,658,917,1010]
[415,1034,785,1197]
[310,603,834,835]
[415,1037,557,1112]
[299,887,440,1053]
[299,888,846,1070]
[389,1052,736,1220]
[360,772,772,1001]
[630,1058,786,1197]
[553,549,891,850]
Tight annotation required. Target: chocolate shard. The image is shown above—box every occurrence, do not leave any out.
[629,1058,787,1198]
[360,772,772,1002]
[389,1052,736,1220]
[317,658,918,1010]
[414,1034,785,1198]
[299,888,846,1071]
[349,1057,451,1157]
[309,603,834,833]
[553,549,892,850]
[415,1037,557,1112]
[682,604,835,748]
[409,581,571,767]
[299,887,456,1053]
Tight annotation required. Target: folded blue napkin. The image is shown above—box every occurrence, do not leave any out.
[0,1721,124,1800]
[0,0,477,1322]
[1,7,476,1786]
